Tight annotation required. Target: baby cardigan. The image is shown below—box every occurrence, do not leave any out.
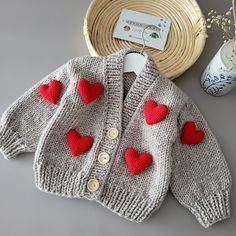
[0,48,232,228]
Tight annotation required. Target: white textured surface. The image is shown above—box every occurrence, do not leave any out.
[0,0,235,235]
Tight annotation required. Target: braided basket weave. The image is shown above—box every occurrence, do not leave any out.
[83,0,207,80]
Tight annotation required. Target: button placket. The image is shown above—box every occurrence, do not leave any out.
[87,132,118,195]
[85,55,124,197]
[86,128,120,195]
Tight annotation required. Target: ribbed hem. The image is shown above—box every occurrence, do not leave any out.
[34,163,159,222]
[191,190,230,228]
[34,163,88,198]
[0,125,27,159]
[99,183,157,223]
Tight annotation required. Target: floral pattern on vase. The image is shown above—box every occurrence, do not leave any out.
[201,40,236,96]
[201,67,236,96]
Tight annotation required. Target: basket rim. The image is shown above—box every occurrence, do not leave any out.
[83,0,207,80]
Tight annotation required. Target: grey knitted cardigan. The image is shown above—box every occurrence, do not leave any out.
[0,49,232,228]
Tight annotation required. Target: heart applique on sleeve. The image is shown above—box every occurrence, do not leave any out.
[78,78,103,104]
[124,148,153,175]
[181,121,205,145]
[66,129,94,157]
[144,100,169,125]
[39,80,62,105]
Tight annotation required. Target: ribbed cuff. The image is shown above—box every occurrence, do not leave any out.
[191,190,230,228]
[0,125,27,159]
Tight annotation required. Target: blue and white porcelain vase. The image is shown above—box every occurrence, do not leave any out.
[201,40,236,96]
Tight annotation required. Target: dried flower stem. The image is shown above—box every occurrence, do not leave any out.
[207,0,236,48]
[232,0,236,52]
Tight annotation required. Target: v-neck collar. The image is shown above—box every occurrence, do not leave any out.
[105,48,161,132]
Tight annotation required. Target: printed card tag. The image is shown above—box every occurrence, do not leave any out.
[113,9,171,50]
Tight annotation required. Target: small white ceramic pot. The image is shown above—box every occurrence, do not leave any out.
[201,40,236,96]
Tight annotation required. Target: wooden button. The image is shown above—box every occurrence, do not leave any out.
[87,178,99,192]
[98,152,110,164]
[106,128,119,140]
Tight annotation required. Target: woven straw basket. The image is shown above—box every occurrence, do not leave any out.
[84,0,207,80]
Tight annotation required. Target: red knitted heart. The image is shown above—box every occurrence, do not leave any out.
[66,129,93,157]
[39,80,62,105]
[124,148,153,175]
[144,100,169,125]
[181,121,205,145]
[78,78,103,104]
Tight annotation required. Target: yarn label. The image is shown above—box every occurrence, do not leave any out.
[113,9,171,50]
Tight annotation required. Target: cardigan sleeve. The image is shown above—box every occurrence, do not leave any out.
[170,97,232,228]
[0,63,70,159]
